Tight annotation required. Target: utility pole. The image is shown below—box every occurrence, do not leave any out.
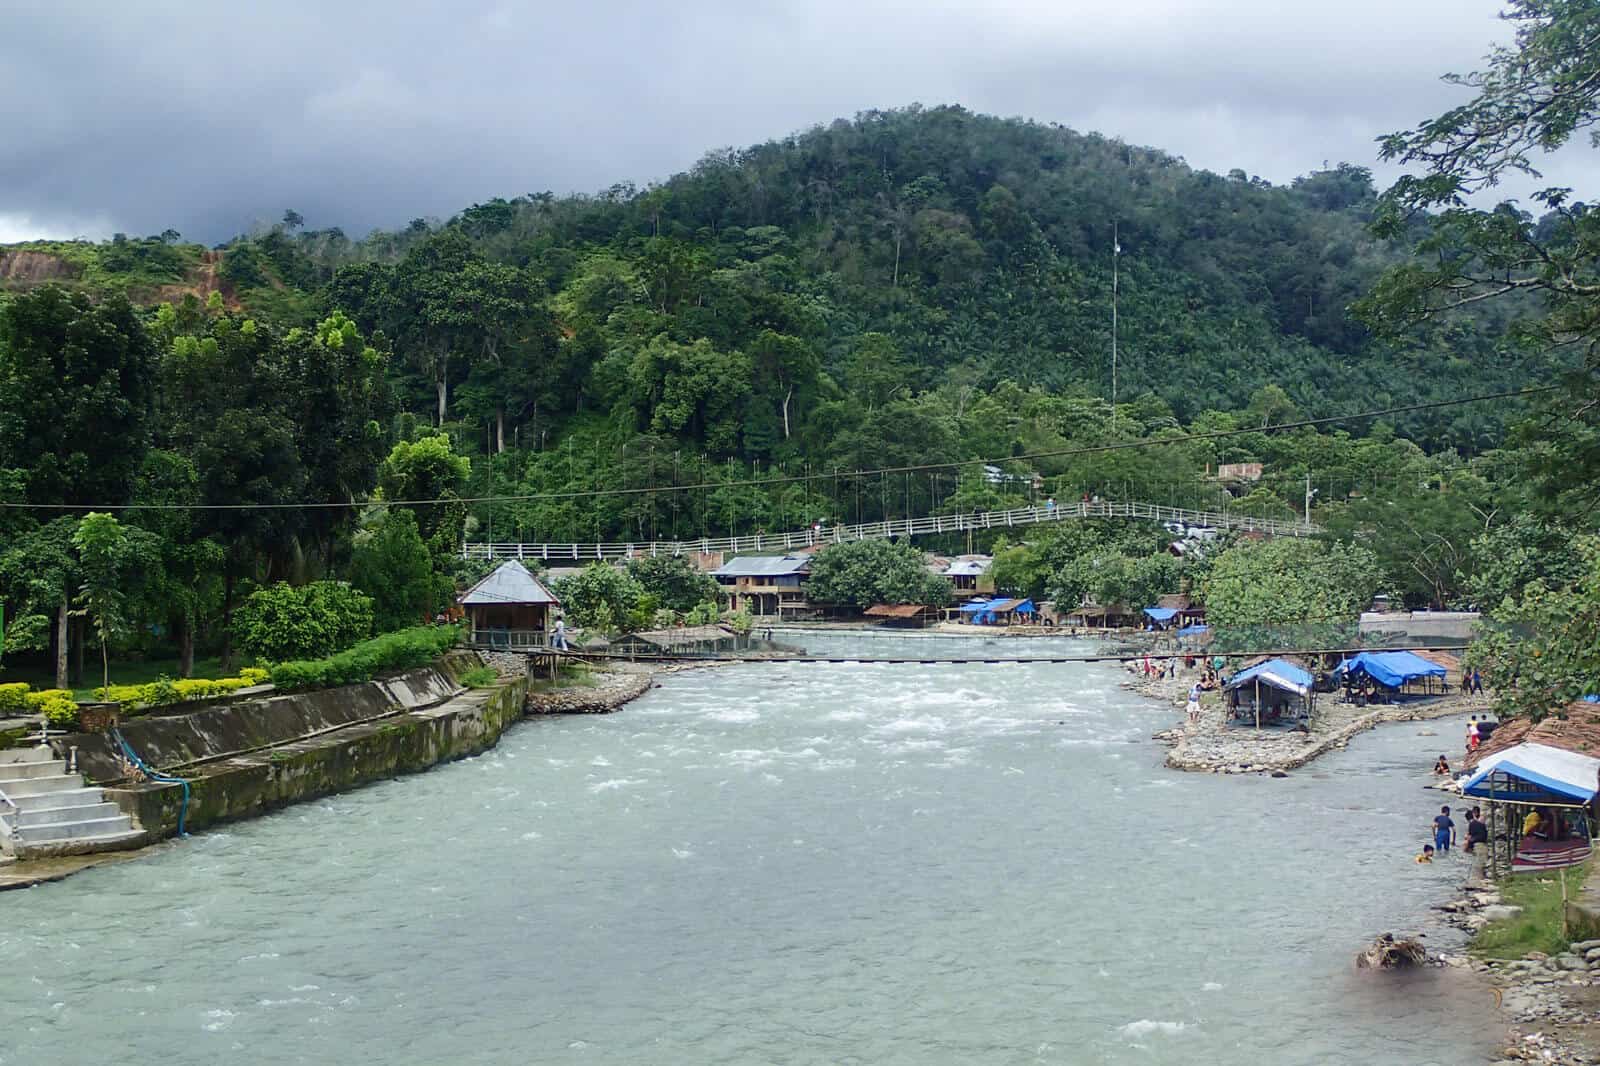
[1111,220,1120,429]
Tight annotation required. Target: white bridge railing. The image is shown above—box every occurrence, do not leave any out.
[463,500,1319,562]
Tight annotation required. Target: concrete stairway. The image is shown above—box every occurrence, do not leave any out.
[0,747,145,858]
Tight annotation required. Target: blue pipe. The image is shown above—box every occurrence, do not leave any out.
[110,728,190,838]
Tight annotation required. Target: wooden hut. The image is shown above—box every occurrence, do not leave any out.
[459,560,561,649]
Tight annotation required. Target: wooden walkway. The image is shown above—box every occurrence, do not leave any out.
[463,499,1318,562]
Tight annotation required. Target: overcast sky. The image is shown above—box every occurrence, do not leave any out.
[0,1,1587,244]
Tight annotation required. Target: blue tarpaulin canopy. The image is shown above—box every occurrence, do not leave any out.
[1142,607,1179,622]
[1176,624,1209,637]
[1463,742,1600,805]
[958,599,997,614]
[1334,651,1446,688]
[1225,658,1314,697]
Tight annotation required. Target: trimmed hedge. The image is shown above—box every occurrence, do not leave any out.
[267,625,461,692]
[92,671,267,707]
[0,682,28,714]
[0,666,272,725]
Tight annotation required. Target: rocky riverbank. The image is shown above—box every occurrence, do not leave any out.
[522,660,731,715]
[1130,665,1483,774]
[1429,886,1600,1065]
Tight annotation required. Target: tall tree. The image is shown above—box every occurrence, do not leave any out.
[0,286,155,506]
[1360,0,1600,491]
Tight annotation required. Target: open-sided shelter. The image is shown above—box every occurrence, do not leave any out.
[1461,703,1600,875]
[1224,657,1315,727]
[459,560,561,649]
[1334,651,1448,698]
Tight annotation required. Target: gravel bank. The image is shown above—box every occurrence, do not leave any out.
[1128,663,1485,774]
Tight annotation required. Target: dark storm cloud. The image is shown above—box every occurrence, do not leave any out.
[0,0,1583,243]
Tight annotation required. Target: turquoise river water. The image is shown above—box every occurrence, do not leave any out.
[2,632,1503,1064]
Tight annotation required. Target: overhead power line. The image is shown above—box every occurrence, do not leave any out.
[0,384,1560,513]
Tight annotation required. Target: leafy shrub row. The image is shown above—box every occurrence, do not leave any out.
[0,687,81,727]
[0,667,271,726]
[92,668,269,708]
[267,625,461,692]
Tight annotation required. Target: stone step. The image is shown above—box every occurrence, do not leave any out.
[0,747,54,765]
[5,787,106,812]
[8,814,134,843]
[8,825,146,859]
[0,773,86,798]
[0,759,67,781]
[9,801,123,828]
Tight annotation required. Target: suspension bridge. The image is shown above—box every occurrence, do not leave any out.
[462,498,1318,562]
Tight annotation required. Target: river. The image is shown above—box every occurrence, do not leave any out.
[1,632,1501,1064]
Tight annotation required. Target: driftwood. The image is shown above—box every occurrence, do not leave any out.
[1356,933,1428,969]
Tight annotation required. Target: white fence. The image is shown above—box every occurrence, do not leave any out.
[462,500,1318,562]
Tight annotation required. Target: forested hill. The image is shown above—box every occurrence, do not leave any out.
[1,106,1547,455]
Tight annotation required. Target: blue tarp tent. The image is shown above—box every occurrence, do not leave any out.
[965,598,1035,624]
[1334,651,1446,689]
[1142,607,1179,623]
[1225,658,1314,697]
[1176,624,1209,637]
[1463,742,1600,805]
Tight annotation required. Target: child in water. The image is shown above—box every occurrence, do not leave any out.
[1433,755,1451,775]
[1416,845,1435,864]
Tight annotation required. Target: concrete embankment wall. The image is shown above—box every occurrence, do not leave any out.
[108,672,531,838]
[58,652,478,784]
[104,674,528,840]
[52,651,535,841]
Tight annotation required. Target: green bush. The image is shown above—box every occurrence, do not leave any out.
[235,580,375,661]
[89,674,263,709]
[0,682,29,713]
[268,625,461,692]
[461,665,498,688]
[28,690,80,729]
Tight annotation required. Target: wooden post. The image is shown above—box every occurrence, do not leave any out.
[1254,676,1260,730]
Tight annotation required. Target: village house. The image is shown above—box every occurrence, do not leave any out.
[713,553,814,617]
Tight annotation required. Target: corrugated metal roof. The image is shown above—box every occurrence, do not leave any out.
[944,558,991,577]
[459,560,561,606]
[713,555,812,577]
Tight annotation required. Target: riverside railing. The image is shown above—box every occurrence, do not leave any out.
[465,629,556,651]
[462,499,1320,562]
[0,785,20,845]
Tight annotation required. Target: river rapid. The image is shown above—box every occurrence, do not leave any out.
[2,632,1502,1064]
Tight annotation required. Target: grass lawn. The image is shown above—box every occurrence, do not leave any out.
[0,656,234,702]
[1473,861,1593,959]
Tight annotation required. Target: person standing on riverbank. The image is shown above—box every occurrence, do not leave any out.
[1433,806,1456,854]
[1465,809,1488,853]
[1186,682,1203,725]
